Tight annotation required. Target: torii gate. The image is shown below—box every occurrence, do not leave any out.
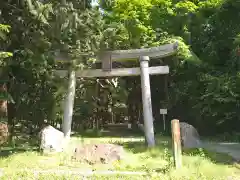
[55,42,178,147]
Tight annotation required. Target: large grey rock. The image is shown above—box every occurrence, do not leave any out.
[39,125,64,153]
[180,122,201,148]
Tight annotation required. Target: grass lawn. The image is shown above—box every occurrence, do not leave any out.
[0,134,240,179]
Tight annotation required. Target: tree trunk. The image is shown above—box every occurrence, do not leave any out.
[0,82,11,145]
[7,102,15,142]
[0,83,7,119]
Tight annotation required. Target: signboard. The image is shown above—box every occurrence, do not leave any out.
[160,109,167,115]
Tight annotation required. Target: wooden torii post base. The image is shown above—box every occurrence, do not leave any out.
[55,42,178,147]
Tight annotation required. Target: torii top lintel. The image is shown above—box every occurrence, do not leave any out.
[98,42,178,71]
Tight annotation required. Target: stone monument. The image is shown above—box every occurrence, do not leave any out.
[39,125,64,153]
[180,122,201,149]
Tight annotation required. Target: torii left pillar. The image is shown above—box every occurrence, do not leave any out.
[62,67,76,140]
[139,56,155,147]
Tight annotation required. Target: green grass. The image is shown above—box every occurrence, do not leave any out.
[0,134,239,179]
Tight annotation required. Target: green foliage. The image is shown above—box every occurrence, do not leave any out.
[0,24,10,41]
[0,24,12,65]
[0,0,240,136]
[100,0,240,135]
[0,0,104,129]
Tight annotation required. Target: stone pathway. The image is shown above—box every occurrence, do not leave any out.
[202,141,240,161]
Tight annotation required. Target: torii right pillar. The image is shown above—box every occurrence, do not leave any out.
[139,56,155,147]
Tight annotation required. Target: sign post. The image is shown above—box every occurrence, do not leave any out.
[171,119,182,169]
[160,109,167,131]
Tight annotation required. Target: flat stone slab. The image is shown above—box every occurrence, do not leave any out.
[72,143,125,165]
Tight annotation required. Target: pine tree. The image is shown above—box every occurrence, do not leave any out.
[0,0,104,137]
[0,24,13,120]
[46,0,104,138]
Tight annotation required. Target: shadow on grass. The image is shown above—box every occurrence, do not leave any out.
[112,134,239,166]
[116,134,172,154]
[182,148,238,165]
[117,141,148,154]
[0,136,39,158]
[0,147,38,158]
[72,128,144,138]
